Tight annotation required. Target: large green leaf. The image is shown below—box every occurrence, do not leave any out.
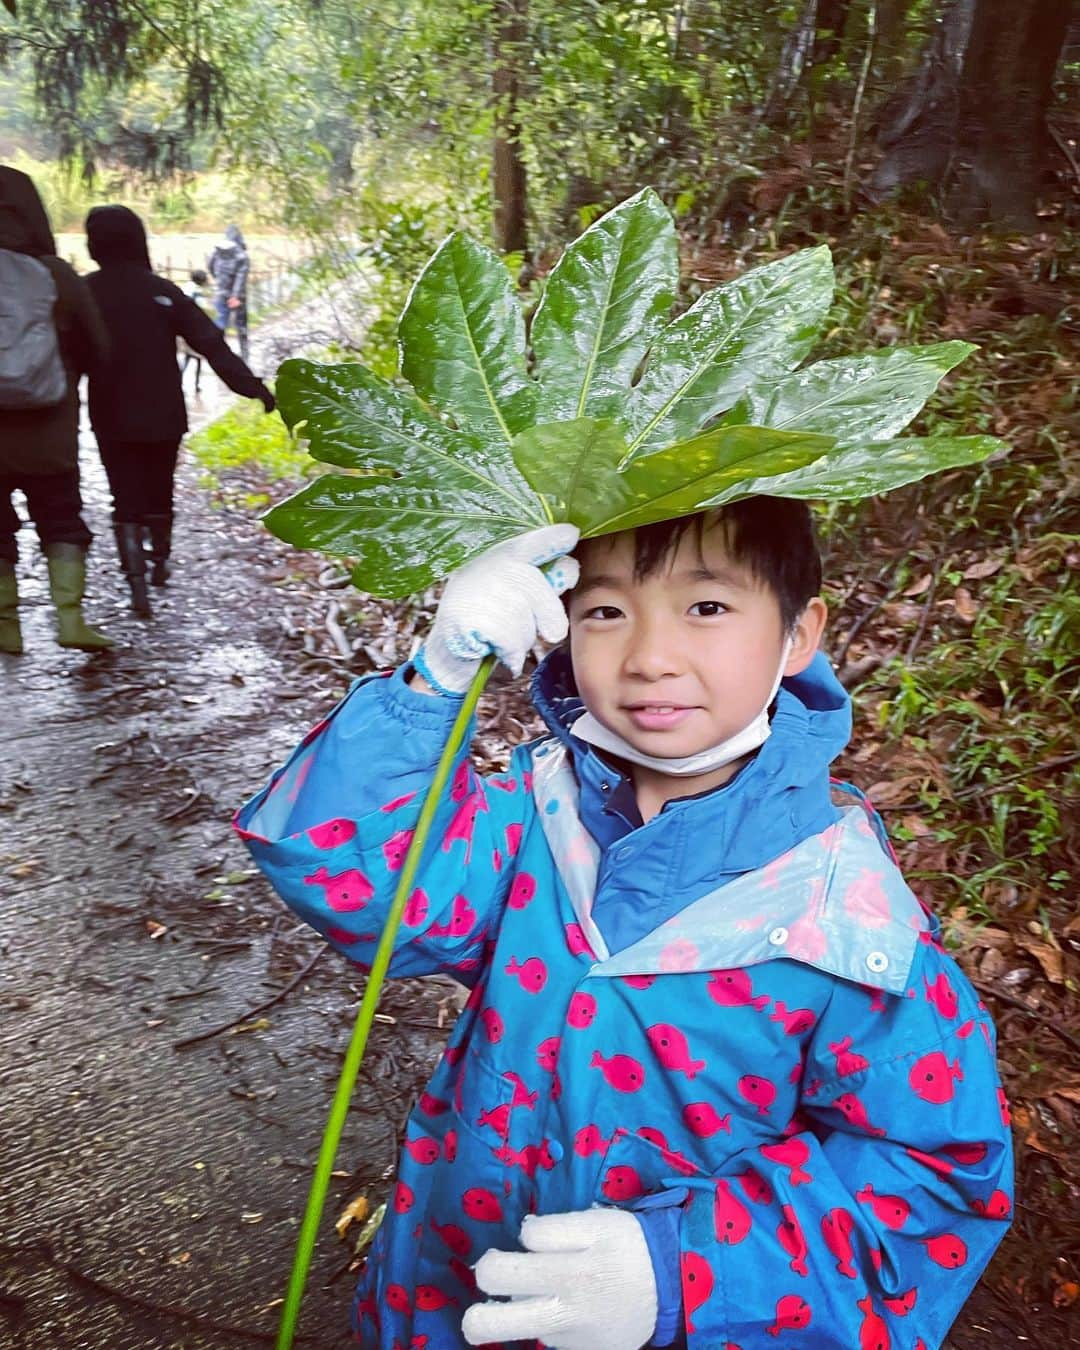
[531,188,678,423]
[721,341,976,442]
[620,245,834,461]
[274,358,543,521]
[398,231,535,445]
[513,418,833,537]
[724,434,1006,504]
[264,473,541,598]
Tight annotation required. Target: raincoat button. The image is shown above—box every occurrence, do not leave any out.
[546,1140,564,1162]
[600,781,611,793]
[616,846,632,863]
[768,926,789,946]
[866,950,889,973]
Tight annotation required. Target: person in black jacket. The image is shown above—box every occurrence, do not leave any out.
[207,224,250,360]
[0,166,113,654]
[84,206,275,617]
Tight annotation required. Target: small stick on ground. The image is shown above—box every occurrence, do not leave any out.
[973,980,1080,1058]
[174,946,327,1050]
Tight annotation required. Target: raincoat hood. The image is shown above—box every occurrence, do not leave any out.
[0,165,56,256]
[86,205,152,269]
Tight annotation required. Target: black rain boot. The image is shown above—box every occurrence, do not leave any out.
[145,513,173,587]
[113,521,151,617]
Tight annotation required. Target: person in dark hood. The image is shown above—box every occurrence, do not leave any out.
[84,205,275,617]
[0,165,113,654]
[207,222,250,360]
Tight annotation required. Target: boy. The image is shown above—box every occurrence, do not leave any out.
[238,499,1013,1349]
[179,268,210,393]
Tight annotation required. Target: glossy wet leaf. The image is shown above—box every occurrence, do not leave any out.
[721,341,977,442]
[620,245,834,460]
[274,358,542,521]
[727,434,1006,503]
[513,418,833,536]
[264,472,540,598]
[531,187,677,423]
[398,231,535,445]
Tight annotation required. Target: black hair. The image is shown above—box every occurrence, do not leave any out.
[190,267,208,285]
[587,497,822,632]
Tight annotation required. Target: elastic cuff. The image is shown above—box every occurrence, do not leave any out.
[635,1208,682,1346]
[412,645,472,698]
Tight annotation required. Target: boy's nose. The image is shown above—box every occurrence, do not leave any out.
[622,619,684,680]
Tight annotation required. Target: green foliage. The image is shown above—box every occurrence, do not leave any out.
[268,193,1002,599]
[187,397,306,504]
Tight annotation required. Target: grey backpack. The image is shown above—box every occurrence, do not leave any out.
[0,248,67,410]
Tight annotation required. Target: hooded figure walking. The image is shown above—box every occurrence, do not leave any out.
[0,166,113,655]
[207,223,250,360]
[84,206,275,617]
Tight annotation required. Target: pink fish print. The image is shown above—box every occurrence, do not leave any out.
[909,1051,963,1105]
[403,888,429,928]
[462,1187,503,1223]
[573,1123,610,1158]
[707,968,769,1010]
[447,1257,477,1293]
[759,1138,812,1186]
[738,1168,773,1206]
[828,1035,871,1077]
[536,1035,561,1072]
[476,1103,511,1137]
[488,773,517,793]
[924,971,959,1017]
[414,1285,457,1312]
[856,1295,890,1350]
[770,1002,816,1036]
[450,759,471,802]
[505,822,522,857]
[646,1023,706,1078]
[590,1050,646,1093]
[602,1164,646,1201]
[821,1208,858,1279]
[637,1126,698,1175]
[385,1283,411,1313]
[738,1074,776,1115]
[905,1145,953,1177]
[785,911,827,961]
[382,828,414,871]
[306,818,357,849]
[683,1102,731,1137]
[622,973,657,990]
[426,893,477,937]
[502,1070,538,1109]
[681,1251,714,1335]
[507,872,536,909]
[713,1180,753,1244]
[441,792,488,862]
[479,1007,504,1042]
[843,868,891,928]
[767,1294,812,1336]
[566,991,598,1029]
[777,1205,808,1277]
[418,1092,449,1117]
[443,1129,457,1162]
[659,938,700,971]
[380,790,416,813]
[504,955,547,993]
[997,1086,1011,1126]
[392,1182,414,1214]
[923,1234,968,1268]
[943,1140,988,1167]
[303,865,373,912]
[404,1136,440,1166]
[564,922,593,958]
[883,1288,918,1317]
[970,1189,1011,1220]
[857,1184,911,1231]
[830,1092,886,1136]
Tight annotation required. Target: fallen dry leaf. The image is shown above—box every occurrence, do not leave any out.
[145,920,168,939]
[962,557,1005,580]
[903,574,934,597]
[335,1192,370,1240]
[229,1017,271,1035]
[952,587,978,623]
[1014,932,1065,984]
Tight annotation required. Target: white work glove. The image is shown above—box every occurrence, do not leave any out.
[414,524,579,695]
[462,1208,658,1350]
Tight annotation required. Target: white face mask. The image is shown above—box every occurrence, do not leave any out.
[569,637,794,778]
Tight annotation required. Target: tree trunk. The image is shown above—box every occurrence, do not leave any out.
[492,0,528,256]
[869,0,1070,229]
[763,0,854,125]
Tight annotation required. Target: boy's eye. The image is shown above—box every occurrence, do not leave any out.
[582,605,623,621]
[689,600,727,617]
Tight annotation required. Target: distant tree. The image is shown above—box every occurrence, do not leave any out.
[869,0,1071,229]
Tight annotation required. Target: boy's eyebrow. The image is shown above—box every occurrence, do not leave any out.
[574,565,752,595]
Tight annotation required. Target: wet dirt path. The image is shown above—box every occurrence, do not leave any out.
[1,351,453,1348]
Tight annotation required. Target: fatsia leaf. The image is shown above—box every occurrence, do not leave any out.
[513,418,833,537]
[274,358,542,521]
[531,187,678,423]
[620,245,834,461]
[723,434,1006,504]
[398,231,534,445]
[721,341,977,441]
[264,473,542,598]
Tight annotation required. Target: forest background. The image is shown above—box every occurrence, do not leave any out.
[2,0,1078,1333]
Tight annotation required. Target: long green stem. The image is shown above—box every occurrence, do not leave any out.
[275,656,496,1350]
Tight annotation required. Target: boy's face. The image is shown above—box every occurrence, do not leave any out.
[568,522,826,766]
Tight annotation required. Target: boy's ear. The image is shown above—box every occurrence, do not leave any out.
[784,597,828,677]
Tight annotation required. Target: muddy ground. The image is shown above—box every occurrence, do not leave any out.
[0,349,1074,1348]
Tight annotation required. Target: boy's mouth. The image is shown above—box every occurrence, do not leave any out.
[622,703,696,732]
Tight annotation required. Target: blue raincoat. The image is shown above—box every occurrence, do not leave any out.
[237,650,1013,1349]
